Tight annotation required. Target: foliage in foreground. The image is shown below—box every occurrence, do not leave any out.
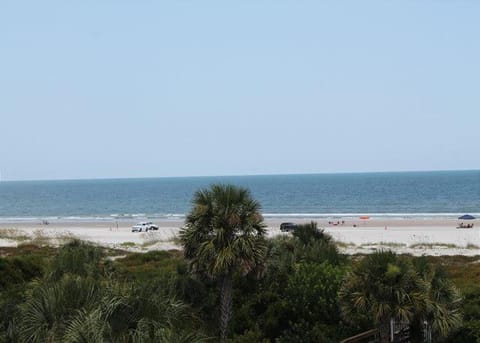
[339,251,462,341]
[0,240,209,343]
[230,222,350,342]
[0,228,478,342]
[179,184,268,341]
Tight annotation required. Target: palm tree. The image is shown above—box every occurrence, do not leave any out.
[412,258,462,340]
[18,275,103,342]
[14,241,209,343]
[340,251,463,342]
[179,184,267,342]
[16,275,209,343]
[339,251,425,342]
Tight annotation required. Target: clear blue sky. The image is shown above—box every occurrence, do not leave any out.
[1,1,479,181]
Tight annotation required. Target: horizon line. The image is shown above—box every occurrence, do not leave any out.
[1,168,478,183]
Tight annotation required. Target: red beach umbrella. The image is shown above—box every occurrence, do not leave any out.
[359,216,370,226]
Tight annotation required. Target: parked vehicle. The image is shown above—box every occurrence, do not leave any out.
[142,222,159,230]
[131,222,159,232]
[280,222,297,232]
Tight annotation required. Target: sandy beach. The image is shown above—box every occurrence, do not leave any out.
[0,217,478,256]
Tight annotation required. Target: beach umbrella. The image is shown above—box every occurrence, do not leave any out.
[360,216,370,226]
[458,214,475,220]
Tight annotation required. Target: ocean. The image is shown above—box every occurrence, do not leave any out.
[0,170,478,222]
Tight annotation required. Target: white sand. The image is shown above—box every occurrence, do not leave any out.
[0,239,18,248]
[0,225,180,253]
[1,219,479,256]
[324,226,480,256]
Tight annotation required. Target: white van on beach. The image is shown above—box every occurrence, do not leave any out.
[131,222,159,232]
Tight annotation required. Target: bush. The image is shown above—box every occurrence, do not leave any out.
[0,255,44,289]
[48,240,103,279]
[279,262,346,342]
[292,221,332,246]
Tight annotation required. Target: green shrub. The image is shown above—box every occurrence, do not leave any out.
[292,221,332,246]
[48,240,103,279]
[0,256,44,291]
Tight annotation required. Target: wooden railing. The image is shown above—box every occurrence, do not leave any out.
[340,329,381,343]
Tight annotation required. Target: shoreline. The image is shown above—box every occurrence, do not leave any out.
[1,217,478,256]
[1,217,477,229]
[0,212,474,226]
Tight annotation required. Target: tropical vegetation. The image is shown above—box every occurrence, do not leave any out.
[179,184,267,341]
[339,251,461,341]
[0,185,478,342]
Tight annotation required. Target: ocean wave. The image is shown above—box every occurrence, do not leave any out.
[109,213,185,219]
[262,213,480,219]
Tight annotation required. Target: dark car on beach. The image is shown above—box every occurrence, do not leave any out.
[280,222,297,232]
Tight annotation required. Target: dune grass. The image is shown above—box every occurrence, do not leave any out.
[120,241,136,247]
[140,231,179,248]
[335,241,355,248]
[1,229,79,248]
[114,250,183,281]
[0,228,30,242]
[410,242,458,249]
[359,242,407,248]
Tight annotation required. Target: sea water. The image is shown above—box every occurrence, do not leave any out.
[0,170,478,221]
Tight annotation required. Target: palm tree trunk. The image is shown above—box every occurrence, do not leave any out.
[219,273,233,342]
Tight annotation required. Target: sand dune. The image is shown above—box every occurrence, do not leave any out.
[0,218,478,256]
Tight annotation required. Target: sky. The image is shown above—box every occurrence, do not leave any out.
[1,1,479,181]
